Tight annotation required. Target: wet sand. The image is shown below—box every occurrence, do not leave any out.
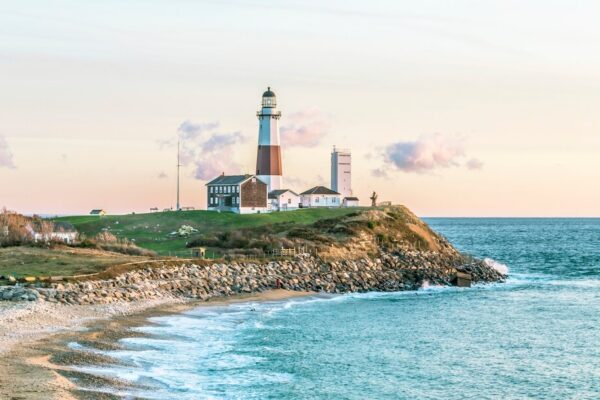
[0,289,312,399]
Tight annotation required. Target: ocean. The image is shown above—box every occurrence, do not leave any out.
[73,218,600,399]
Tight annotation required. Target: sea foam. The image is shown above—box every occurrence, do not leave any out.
[484,257,509,275]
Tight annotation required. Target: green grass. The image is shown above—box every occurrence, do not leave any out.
[0,247,144,278]
[54,208,364,255]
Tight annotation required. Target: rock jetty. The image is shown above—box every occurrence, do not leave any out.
[0,251,505,305]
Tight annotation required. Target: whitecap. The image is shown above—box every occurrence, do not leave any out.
[484,257,509,275]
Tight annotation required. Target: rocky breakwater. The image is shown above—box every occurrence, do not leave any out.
[0,251,505,305]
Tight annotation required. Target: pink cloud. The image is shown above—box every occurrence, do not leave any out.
[280,109,330,147]
[159,120,245,181]
[384,133,465,173]
[466,158,484,170]
[379,133,482,174]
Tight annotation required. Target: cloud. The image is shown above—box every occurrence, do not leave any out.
[201,131,243,152]
[178,120,219,141]
[158,171,168,179]
[159,120,246,181]
[466,158,484,170]
[371,168,388,178]
[280,109,330,148]
[382,133,470,174]
[0,136,16,169]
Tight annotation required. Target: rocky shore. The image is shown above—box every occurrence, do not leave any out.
[0,251,505,305]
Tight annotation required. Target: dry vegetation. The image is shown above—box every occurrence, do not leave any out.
[0,208,56,246]
[187,205,459,260]
[78,231,156,257]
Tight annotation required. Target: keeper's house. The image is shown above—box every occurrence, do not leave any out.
[300,186,341,208]
[206,174,268,214]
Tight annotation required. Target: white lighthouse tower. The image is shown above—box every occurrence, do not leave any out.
[256,87,283,191]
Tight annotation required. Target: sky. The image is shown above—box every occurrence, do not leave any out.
[1,0,600,217]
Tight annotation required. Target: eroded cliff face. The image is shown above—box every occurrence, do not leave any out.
[309,206,461,260]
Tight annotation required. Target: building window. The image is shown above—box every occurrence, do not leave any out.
[315,197,319,203]
[236,186,239,193]
[288,198,291,204]
[209,187,213,193]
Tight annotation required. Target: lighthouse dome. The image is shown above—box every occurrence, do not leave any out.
[262,87,276,97]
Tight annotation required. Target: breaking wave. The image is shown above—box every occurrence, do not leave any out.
[484,257,509,275]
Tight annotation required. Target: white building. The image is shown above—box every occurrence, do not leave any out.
[269,189,301,211]
[331,147,352,198]
[206,174,268,214]
[300,186,341,208]
[256,87,283,192]
[343,197,360,207]
[33,231,78,244]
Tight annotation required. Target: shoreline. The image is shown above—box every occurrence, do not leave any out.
[0,289,313,400]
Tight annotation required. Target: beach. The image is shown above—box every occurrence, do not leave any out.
[0,289,312,399]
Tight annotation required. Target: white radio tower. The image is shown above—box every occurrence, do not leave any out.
[176,137,181,211]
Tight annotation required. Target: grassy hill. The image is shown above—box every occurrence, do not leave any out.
[0,246,147,278]
[2,206,460,280]
[54,208,364,256]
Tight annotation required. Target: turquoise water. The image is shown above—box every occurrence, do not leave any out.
[76,219,600,399]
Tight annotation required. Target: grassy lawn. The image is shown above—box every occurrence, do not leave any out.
[0,246,145,278]
[54,208,363,255]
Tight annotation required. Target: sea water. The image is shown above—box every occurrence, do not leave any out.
[74,219,600,399]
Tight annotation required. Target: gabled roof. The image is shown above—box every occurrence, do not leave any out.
[268,189,299,199]
[90,209,105,214]
[206,174,253,186]
[300,186,340,195]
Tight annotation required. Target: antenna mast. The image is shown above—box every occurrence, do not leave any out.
[176,137,181,211]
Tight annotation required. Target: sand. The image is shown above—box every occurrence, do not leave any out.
[0,289,312,399]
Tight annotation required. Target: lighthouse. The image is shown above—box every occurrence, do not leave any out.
[256,87,283,191]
